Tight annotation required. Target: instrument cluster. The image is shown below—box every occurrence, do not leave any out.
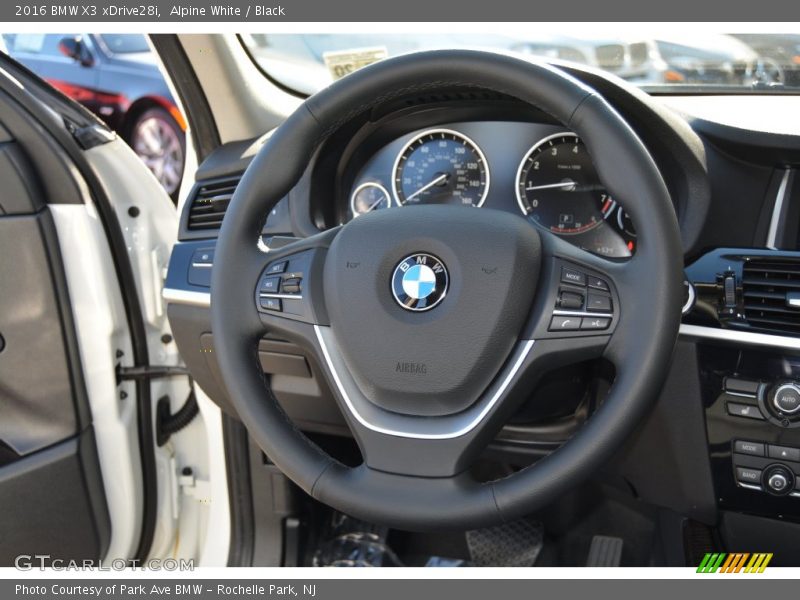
[345,121,637,258]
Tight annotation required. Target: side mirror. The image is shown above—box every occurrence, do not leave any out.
[58,36,93,67]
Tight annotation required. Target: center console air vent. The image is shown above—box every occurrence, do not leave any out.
[187,177,239,230]
[743,258,800,335]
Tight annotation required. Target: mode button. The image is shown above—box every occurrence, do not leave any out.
[561,267,586,287]
[733,440,765,457]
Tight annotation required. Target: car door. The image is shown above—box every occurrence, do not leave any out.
[0,50,176,566]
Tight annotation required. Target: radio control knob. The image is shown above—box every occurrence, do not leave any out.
[763,465,795,496]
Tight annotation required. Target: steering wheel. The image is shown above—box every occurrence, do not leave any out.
[211,50,683,531]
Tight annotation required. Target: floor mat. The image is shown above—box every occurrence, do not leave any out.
[466,519,544,567]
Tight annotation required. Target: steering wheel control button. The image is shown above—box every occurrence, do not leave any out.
[261,277,281,294]
[549,316,581,331]
[767,444,800,462]
[391,253,448,312]
[586,292,613,313]
[762,465,795,496]
[587,276,609,291]
[727,402,765,420]
[558,291,584,310]
[580,317,610,330]
[773,383,800,415]
[255,249,320,322]
[281,277,303,294]
[735,467,762,485]
[266,260,288,275]
[733,440,766,457]
[259,297,282,312]
[561,267,586,287]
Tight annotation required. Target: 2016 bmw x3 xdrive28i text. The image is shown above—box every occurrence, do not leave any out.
[1,32,800,568]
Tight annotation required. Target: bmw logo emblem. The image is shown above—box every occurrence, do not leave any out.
[391,253,449,312]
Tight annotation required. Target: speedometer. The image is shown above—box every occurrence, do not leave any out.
[392,129,489,207]
[515,132,616,235]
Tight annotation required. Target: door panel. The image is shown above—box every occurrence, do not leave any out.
[0,431,109,565]
[0,105,111,562]
[0,214,80,459]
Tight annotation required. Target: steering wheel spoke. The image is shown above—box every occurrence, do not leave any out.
[311,323,540,478]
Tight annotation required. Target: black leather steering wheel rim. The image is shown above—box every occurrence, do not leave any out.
[211,50,684,530]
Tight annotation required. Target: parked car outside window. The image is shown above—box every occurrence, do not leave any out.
[2,33,186,202]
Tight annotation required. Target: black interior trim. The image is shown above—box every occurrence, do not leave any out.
[223,414,255,567]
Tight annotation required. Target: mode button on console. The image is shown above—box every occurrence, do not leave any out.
[734,440,765,457]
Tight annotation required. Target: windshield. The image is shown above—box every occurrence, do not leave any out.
[241,33,800,96]
[99,34,150,54]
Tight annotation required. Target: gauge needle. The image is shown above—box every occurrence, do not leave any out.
[364,197,385,213]
[526,181,577,191]
[406,173,448,202]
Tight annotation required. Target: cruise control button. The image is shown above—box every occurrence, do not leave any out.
[266,261,288,275]
[561,267,586,287]
[260,277,281,294]
[259,297,282,312]
[735,467,762,485]
[734,440,765,457]
[587,276,609,291]
[768,445,800,462]
[580,317,610,330]
[549,316,581,331]
[586,292,612,313]
[727,402,764,420]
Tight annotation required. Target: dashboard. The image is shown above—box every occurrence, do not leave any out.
[342,122,636,257]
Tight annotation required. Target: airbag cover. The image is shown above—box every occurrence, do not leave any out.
[323,205,541,416]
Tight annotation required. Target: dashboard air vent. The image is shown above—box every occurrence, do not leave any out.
[743,258,800,335]
[187,177,239,230]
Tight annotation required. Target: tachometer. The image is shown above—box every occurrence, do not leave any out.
[516,132,615,235]
[392,129,489,207]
